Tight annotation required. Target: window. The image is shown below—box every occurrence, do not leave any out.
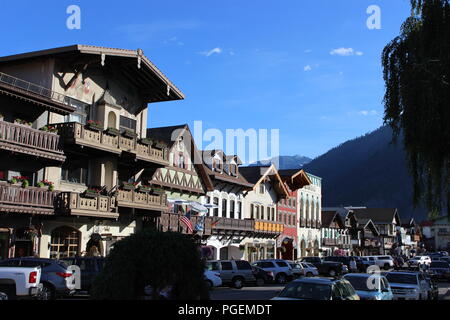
[64,98,89,124]
[213,197,219,217]
[49,226,80,259]
[213,158,223,171]
[256,206,260,219]
[276,261,288,267]
[235,261,252,270]
[61,159,88,184]
[237,201,242,219]
[222,199,227,217]
[250,204,254,219]
[178,153,186,169]
[119,115,137,132]
[230,200,235,219]
[272,208,275,221]
[259,184,265,194]
[220,261,233,271]
[267,207,271,221]
[230,164,237,176]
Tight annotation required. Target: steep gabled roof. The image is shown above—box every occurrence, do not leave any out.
[146,124,214,192]
[278,169,312,191]
[352,208,401,225]
[321,210,344,228]
[0,44,184,108]
[240,164,290,198]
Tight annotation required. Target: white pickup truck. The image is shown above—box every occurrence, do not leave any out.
[0,266,43,299]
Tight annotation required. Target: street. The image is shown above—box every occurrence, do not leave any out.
[208,282,450,300]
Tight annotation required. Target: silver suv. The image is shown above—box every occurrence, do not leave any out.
[206,260,255,289]
[252,259,294,284]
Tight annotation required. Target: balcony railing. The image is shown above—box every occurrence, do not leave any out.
[0,183,57,215]
[211,217,254,232]
[0,120,65,162]
[254,219,284,236]
[116,189,167,212]
[52,122,168,165]
[322,238,338,246]
[0,72,75,112]
[57,192,118,219]
[158,212,212,236]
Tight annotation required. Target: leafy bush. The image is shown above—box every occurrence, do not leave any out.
[90,230,209,300]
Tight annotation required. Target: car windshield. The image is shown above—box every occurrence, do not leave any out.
[205,262,219,271]
[290,264,300,269]
[386,273,418,284]
[344,276,378,292]
[278,282,331,300]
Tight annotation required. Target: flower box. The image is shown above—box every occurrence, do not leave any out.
[122,129,138,139]
[14,119,32,127]
[137,185,152,193]
[105,127,120,136]
[139,138,153,146]
[121,182,137,191]
[82,189,101,198]
[150,188,165,195]
[39,126,58,134]
[86,120,103,132]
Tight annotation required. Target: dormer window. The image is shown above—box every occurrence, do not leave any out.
[212,158,223,172]
[178,153,186,169]
[230,163,238,176]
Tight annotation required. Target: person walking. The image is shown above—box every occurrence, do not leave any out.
[349,257,357,273]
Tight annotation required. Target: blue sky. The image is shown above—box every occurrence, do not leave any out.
[0,0,412,162]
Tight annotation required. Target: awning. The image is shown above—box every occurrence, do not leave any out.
[189,202,208,213]
[204,204,218,209]
[167,198,189,204]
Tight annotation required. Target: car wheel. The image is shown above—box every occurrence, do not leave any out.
[0,286,14,300]
[232,277,244,289]
[205,280,213,290]
[329,269,336,277]
[256,278,265,287]
[306,272,313,277]
[276,273,287,284]
[38,284,55,301]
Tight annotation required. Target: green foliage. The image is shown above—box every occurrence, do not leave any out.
[90,230,209,300]
[382,0,450,215]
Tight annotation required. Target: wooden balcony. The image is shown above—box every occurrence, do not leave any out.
[158,212,212,236]
[0,120,65,163]
[211,217,255,239]
[52,122,169,166]
[56,192,118,219]
[116,189,168,212]
[0,183,56,215]
[0,72,76,115]
[253,219,284,239]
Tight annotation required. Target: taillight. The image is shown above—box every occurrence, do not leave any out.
[29,271,37,284]
[56,272,72,278]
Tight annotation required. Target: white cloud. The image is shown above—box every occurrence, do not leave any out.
[304,65,312,71]
[358,110,378,116]
[199,47,222,57]
[330,47,363,56]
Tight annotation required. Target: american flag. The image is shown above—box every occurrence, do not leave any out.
[180,212,193,234]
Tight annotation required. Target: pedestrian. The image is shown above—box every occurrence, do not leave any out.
[349,257,357,273]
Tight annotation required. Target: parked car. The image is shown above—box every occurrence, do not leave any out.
[385,271,430,300]
[300,257,344,277]
[287,262,304,279]
[251,266,274,286]
[204,270,222,289]
[428,261,450,281]
[362,255,395,270]
[359,257,377,272]
[252,259,293,284]
[299,262,319,277]
[271,277,360,300]
[323,256,360,272]
[62,257,105,293]
[0,258,76,300]
[206,260,255,289]
[408,255,432,267]
[343,273,394,300]
[0,265,42,300]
